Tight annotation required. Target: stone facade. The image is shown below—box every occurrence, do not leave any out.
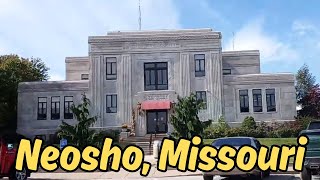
[17,28,297,139]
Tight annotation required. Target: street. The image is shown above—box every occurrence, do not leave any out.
[26,174,320,180]
[25,170,320,180]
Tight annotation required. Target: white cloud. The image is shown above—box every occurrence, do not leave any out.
[292,20,317,36]
[0,0,180,80]
[224,18,299,63]
[49,73,65,81]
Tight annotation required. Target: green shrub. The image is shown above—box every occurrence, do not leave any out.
[241,116,257,130]
[100,129,120,143]
[203,116,230,139]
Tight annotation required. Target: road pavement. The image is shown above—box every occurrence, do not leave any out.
[26,173,320,180]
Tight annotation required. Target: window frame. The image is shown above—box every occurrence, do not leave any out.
[64,96,73,119]
[106,94,117,113]
[239,90,249,113]
[144,62,168,91]
[196,91,207,109]
[37,97,47,120]
[194,54,206,77]
[81,74,89,80]
[223,69,232,75]
[252,89,262,112]
[106,57,117,80]
[51,96,60,120]
[266,88,276,112]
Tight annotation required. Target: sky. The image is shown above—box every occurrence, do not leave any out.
[0,0,320,82]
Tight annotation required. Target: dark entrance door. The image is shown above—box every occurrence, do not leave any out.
[146,110,168,134]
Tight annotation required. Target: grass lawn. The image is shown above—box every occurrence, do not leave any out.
[203,138,297,147]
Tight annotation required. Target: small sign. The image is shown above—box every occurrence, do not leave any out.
[60,139,67,149]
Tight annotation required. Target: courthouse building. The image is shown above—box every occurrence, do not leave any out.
[17,28,297,139]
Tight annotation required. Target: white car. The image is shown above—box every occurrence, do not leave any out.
[202,137,270,180]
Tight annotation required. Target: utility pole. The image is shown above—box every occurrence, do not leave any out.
[138,0,142,30]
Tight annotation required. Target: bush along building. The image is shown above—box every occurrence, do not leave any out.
[17,28,297,140]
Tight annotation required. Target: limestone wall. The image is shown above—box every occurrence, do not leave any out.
[223,73,296,123]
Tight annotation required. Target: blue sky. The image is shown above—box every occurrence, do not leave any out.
[1,0,320,81]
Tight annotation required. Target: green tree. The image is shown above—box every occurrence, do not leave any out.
[57,94,105,149]
[0,55,49,130]
[170,93,212,139]
[296,63,316,103]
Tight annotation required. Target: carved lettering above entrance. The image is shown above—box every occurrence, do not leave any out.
[144,94,169,101]
[123,42,180,50]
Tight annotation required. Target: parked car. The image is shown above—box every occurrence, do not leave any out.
[203,137,270,180]
[307,120,320,130]
[299,129,320,180]
[0,133,31,180]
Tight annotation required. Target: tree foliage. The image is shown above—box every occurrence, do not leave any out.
[295,64,320,118]
[57,94,105,149]
[296,64,316,103]
[170,93,212,139]
[0,54,49,130]
[298,85,320,118]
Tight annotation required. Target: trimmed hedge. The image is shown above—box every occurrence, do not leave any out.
[203,116,310,139]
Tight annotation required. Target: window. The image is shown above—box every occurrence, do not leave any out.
[144,62,168,91]
[196,91,207,109]
[106,95,117,113]
[37,97,47,120]
[64,96,73,119]
[106,57,117,80]
[266,89,276,112]
[223,69,231,75]
[195,54,205,77]
[81,74,89,80]
[239,90,249,113]
[51,96,60,120]
[252,89,262,112]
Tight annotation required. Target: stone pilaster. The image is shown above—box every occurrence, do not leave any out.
[117,54,132,124]
[89,55,104,127]
[207,52,223,121]
[179,53,191,97]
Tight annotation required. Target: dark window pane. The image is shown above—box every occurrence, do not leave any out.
[157,70,162,84]
[195,54,205,77]
[266,89,276,112]
[223,69,231,75]
[196,91,207,109]
[195,61,200,71]
[106,95,117,113]
[163,70,168,84]
[38,97,47,120]
[240,90,249,113]
[106,58,117,80]
[150,70,156,85]
[145,70,150,85]
[145,63,155,68]
[195,54,205,59]
[156,63,167,68]
[200,60,205,71]
[107,63,111,74]
[144,62,168,91]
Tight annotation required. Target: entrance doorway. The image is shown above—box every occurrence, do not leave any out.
[146,110,168,134]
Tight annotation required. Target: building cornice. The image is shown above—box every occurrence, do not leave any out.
[222,50,260,56]
[88,32,222,43]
